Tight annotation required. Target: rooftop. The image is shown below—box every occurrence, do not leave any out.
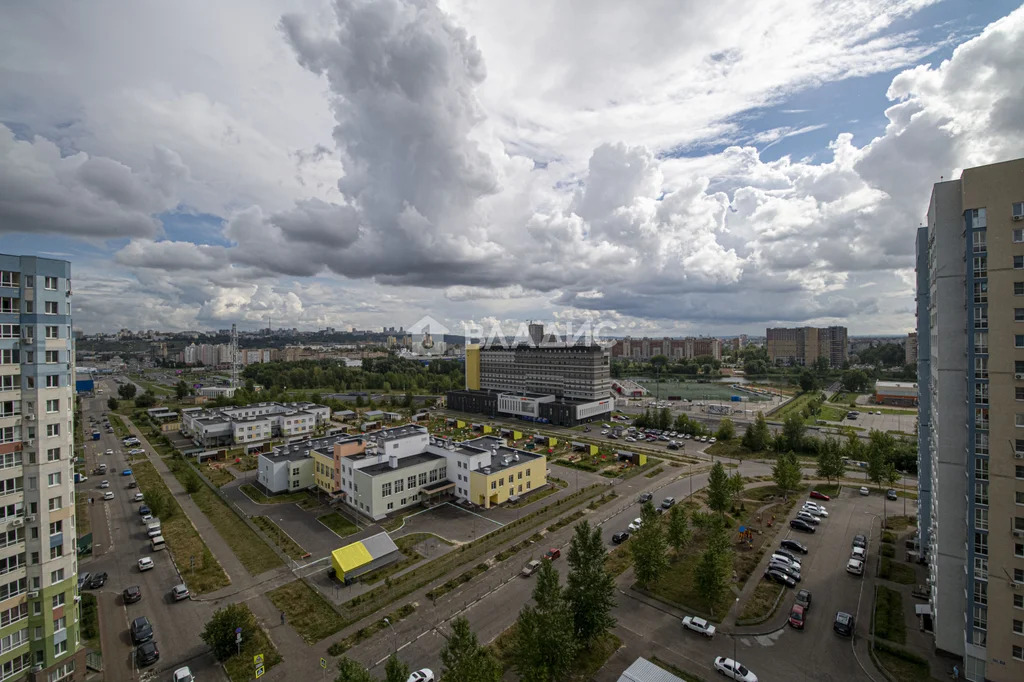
[265,434,365,463]
[361,452,445,476]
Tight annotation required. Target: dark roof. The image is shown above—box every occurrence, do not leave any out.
[361,452,445,476]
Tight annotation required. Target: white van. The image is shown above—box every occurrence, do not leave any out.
[146,521,162,538]
[150,535,166,551]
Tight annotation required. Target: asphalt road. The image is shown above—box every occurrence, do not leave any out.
[79,381,226,682]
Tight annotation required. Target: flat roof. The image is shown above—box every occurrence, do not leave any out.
[269,434,365,462]
[617,657,684,682]
[479,445,543,475]
[876,381,918,389]
[361,452,445,476]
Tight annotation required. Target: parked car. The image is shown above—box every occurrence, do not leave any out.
[859,486,869,496]
[104,449,114,456]
[788,603,806,629]
[852,534,867,550]
[709,437,717,444]
[795,511,820,525]
[768,562,801,582]
[122,468,133,476]
[406,669,434,682]
[851,546,867,562]
[713,656,758,682]
[521,560,542,577]
[135,641,160,667]
[846,558,864,576]
[87,572,107,589]
[833,611,855,637]
[544,548,561,561]
[140,513,153,523]
[612,532,630,544]
[132,493,144,502]
[681,616,716,638]
[128,480,138,488]
[123,585,142,604]
[172,667,194,682]
[886,489,898,500]
[99,480,110,489]
[765,569,796,588]
[628,517,643,532]
[102,491,114,501]
[137,557,155,572]
[638,493,653,503]
[661,497,676,509]
[795,589,812,610]
[171,584,190,601]
[139,505,151,516]
[780,539,808,555]
[773,549,801,564]
[789,519,816,533]
[769,553,801,569]
[130,616,154,644]
[809,490,831,501]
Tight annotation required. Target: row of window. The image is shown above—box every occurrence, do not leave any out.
[489,468,532,490]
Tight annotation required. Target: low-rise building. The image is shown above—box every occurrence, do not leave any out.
[874,380,918,407]
[181,401,331,447]
[330,532,401,583]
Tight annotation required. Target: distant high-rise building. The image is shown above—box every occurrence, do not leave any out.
[610,337,723,361]
[905,332,918,366]
[765,326,848,368]
[917,158,1024,682]
[0,254,86,680]
[528,323,544,346]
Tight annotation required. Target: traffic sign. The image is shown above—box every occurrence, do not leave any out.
[255,665,265,678]
[254,654,264,667]
[320,657,327,669]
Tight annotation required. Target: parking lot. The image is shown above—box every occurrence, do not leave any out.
[79,381,225,682]
[837,408,917,435]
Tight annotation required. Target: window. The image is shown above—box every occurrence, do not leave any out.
[1015,229,1024,243]
[45,326,58,339]
[1016,282,1024,296]
[973,256,987,276]
[45,399,58,413]
[1015,620,1024,635]
[974,579,987,605]
[53,639,66,657]
[0,272,18,288]
[407,475,416,489]
[45,375,59,388]
[46,448,60,462]
[974,482,988,505]
[429,469,438,482]
[969,207,987,227]
[975,532,988,556]
[44,277,57,290]
[1016,568,1024,583]
[1014,201,1024,219]
[975,507,988,531]
[44,301,58,315]
[1017,594,1024,610]
[418,473,426,486]
[0,349,18,365]
[0,324,18,338]
[394,479,404,493]
[382,482,392,497]
[45,424,60,437]
[48,521,61,536]
[974,457,988,481]
[47,472,61,487]
[1017,335,1024,348]
[0,604,26,628]
[1015,255,1024,270]
[973,229,988,250]
[491,481,496,490]
[44,351,58,364]
[1015,645,1024,662]
[47,497,62,511]
[48,544,63,560]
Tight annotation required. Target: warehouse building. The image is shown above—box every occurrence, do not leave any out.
[874,381,918,407]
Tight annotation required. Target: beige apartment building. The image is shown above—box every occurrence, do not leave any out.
[765,326,848,367]
[917,158,1024,682]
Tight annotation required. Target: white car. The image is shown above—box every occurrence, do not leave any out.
[714,657,758,682]
[132,493,145,502]
[628,518,643,532]
[406,669,434,682]
[847,558,864,576]
[172,667,194,682]
[859,486,870,496]
[709,437,717,444]
[851,546,867,562]
[137,557,155,572]
[625,437,636,442]
[104,449,114,456]
[99,480,110,489]
[681,616,716,638]
[140,514,153,524]
[769,553,801,569]
[102,491,114,500]
[130,448,145,455]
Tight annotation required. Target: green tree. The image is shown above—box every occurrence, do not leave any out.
[727,471,745,510]
[798,369,817,393]
[565,521,616,644]
[630,502,667,588]
[816,436,845,485]
[843,431,865,463]
[779,413,805,452]
[882,463,900,490]
[134,391,157,408]
[512,560,577,682]
[658,407,672,431]
[772,451,802,499]
[841,369,870,392]
[334,657,374,682]
[183,470,202,494]
[705,461,731,519]
[384,654,409,682]
[175,380,190,400]
[107,397,119,411]
[741,412,771,452]
[694,520,732,614]
[715,417,735,442]
[145,490,171,520]
[666,505,692,555]
[866,429,895,488]
[118,383,137,400]
[441,617,502,682]
[200,603,257,661]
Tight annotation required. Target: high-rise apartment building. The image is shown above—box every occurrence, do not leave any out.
[610,337,723,361]
[765,326,848,367]
[917,158,1024,682]
[905,332,918,366]
[0,254,84,681]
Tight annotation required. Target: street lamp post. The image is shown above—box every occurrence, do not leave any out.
[733,597,740,665]
[383,617,397,655]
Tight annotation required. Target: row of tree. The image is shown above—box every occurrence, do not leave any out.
[241,358,464,394]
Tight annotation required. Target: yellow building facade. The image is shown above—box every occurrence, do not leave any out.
[469,455,547,509]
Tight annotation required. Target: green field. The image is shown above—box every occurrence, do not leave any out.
[629,377,772,402]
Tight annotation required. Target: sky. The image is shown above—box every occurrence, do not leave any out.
[2,0,1023,337]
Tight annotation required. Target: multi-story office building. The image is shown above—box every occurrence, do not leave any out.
[765,326,848,367]
[917,158,1024,682]
[0,254,84,681]
[610,337,723,361]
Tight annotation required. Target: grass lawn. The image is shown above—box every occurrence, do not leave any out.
[318,512,358,538]
[240,484,310,505]
[884,515,917,532]
[252,516,307,559]
[506,481,564,509]
[80,593,100,651]
[811,484,841,497]
[357,534,431,585]
[644,467,665,478]
[650,656,710,682]
[879,558,917,585]
[75,490,91,539]
[874,585,907,644]
[738,579,785,623]
[267,580,345,644]
[107,414,130,439]
[645,548,735,619]
[768,391,819,420]
[131,460,229,593]
[201,462,236,488]
[166,461,283,576]
[872,641,932,682]
[491,625,621,680]
[326,603,416,657]
[223,604,283,682]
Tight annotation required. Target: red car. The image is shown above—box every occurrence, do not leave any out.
[544,548,561,561]
[809,490,831,501]
[789,604,806,629]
